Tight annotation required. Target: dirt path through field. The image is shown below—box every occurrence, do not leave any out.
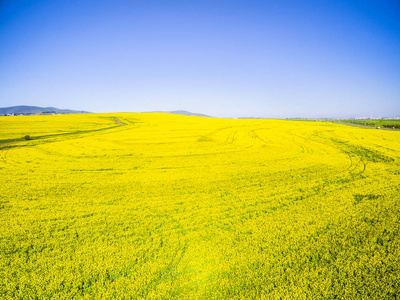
[113,117,126,125]
[0,140,23,149]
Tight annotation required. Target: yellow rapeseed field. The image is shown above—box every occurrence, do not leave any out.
[1,113,399,299]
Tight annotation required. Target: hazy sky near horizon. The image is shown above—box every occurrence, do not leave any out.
[1,0,399,118]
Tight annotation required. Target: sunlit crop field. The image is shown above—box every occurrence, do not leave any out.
[1,113,400,299]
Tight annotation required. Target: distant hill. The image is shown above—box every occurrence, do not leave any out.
[0,105,90,115]
[147,110,212,118]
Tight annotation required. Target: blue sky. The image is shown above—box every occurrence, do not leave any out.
[1,0,399,118]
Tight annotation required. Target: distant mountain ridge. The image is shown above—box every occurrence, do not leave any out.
[0,105,90,115]
[1,106,211,117]
[146,110,212,117]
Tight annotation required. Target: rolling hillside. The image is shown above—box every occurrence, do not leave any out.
[1,113,399,299]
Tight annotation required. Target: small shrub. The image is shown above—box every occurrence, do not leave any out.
[24,135,31,140]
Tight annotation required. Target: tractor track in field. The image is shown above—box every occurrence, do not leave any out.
[0,140,25,166]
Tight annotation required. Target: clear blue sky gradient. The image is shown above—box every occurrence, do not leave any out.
[1,0,399,118]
